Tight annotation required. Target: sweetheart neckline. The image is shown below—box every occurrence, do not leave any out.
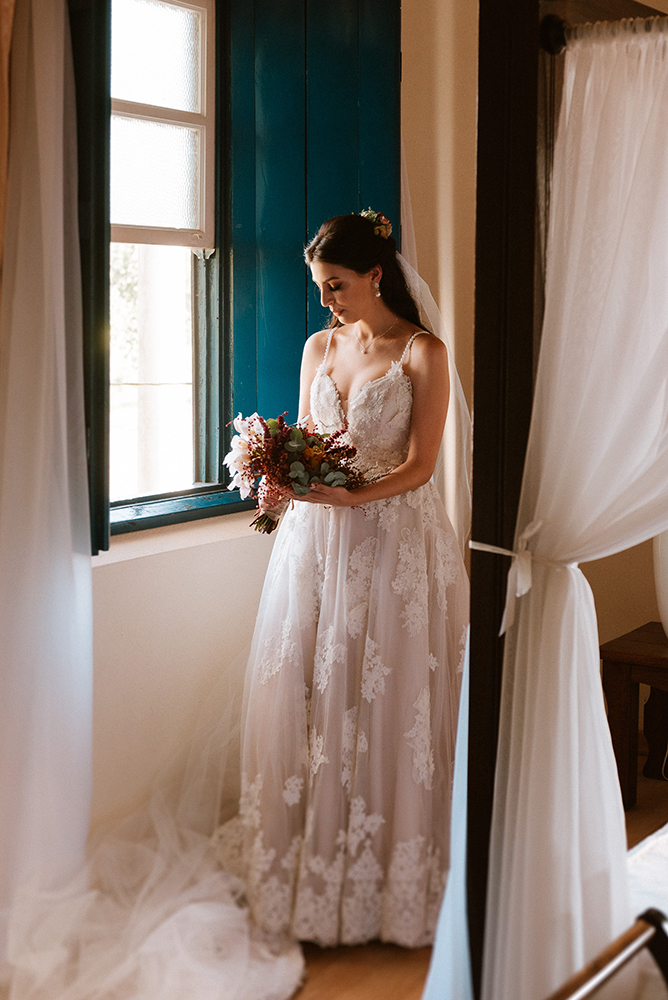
[316,362,411,424]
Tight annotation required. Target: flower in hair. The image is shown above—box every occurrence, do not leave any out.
[360,207,393,238]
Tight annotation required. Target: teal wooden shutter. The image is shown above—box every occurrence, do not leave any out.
[225,0,401,437]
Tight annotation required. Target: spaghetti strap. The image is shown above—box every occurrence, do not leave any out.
[322,327,335,367]
[399,330,427,366]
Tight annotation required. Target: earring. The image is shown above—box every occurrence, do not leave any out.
[374,282,381,298]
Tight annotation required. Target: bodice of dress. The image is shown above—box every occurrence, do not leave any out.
[310,332,420,479]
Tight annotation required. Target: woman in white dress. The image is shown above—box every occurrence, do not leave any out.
[236,212,469,948]
[6,213,469,1000]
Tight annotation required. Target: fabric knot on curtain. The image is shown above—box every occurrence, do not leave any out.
[470,520,579,634]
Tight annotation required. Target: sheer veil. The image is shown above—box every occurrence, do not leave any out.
[7,648,305,1000]
[397,252,472,552]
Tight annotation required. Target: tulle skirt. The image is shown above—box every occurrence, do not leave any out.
[4,483,468,999]
[218,483,469,947]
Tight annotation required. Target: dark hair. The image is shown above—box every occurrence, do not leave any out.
[304,214,422,329]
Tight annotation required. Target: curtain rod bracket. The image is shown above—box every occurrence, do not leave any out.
[540,14,569,55]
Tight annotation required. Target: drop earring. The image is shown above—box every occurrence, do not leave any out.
[374,282,381,298]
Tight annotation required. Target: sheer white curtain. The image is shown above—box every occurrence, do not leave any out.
[0,0,93,979]
[480,19,668,999]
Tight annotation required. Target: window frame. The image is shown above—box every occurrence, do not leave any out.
[70,0,401,552]
[110,0,216,249]
[108,0,257,533]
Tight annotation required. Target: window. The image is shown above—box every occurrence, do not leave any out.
[69,0,401,554]
[110,0,214,502]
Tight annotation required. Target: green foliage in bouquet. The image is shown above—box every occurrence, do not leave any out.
[223,412,364,533]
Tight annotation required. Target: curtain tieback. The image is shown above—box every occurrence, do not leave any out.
[470,520,577,635]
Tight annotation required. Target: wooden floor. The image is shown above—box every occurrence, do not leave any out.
[295,740,668,1000]
[296,943,432,1000]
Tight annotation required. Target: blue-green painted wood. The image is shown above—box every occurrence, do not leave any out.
[306,0,360,337]
[110,489,256,534]
[228,0,400,425]
[359,0,401,246]
[254,0,306,424]
[228,1,258,430]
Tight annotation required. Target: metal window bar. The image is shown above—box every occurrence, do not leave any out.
[544,909,668,1000]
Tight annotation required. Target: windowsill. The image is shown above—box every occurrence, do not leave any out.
[92,509,270,566]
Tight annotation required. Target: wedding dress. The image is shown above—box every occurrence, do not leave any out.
[6,327,468,1000]
[214,330,470,948]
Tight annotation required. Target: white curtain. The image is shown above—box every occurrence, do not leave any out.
[480,19,668,1000]
[0,0,93,979]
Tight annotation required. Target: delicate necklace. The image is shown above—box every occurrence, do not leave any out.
[354,316,399,354]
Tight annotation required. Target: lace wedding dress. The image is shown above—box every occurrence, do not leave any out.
[215,331,469,948]
[6,330,467,1000]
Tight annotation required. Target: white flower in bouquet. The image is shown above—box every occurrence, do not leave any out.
[222,411,364,532]
[223,412,261,499]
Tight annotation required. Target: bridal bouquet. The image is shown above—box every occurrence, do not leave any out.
[223,412,364,533]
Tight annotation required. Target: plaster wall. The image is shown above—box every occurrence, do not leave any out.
[91,516,275,831]
[401,0,478,410]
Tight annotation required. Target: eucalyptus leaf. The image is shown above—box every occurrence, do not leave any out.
[325,470,346,486]
[292,483,310,495]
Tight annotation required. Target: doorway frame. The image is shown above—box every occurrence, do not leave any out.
[466,2,539,995]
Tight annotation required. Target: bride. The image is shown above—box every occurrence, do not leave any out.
[6,211,470,1000]
[227,210,470,948]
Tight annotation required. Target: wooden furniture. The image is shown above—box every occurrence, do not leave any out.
[601,621,668,810]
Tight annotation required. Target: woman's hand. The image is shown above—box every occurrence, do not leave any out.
[291,483,356,507]
[257,479,290,514]
[259,496,283,513]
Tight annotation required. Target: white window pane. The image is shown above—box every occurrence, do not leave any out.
[110,243,195,501]
[111,116,201,229]
[112,0,202,113]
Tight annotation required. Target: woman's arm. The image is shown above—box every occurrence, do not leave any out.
[297,329,329,428]
[297,334,450,508]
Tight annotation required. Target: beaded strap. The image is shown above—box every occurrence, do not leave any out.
[399,331,426,366]
[321,327,335,366]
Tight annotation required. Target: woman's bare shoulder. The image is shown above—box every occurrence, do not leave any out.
[303,327,332,361]
[409,331,448,362]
